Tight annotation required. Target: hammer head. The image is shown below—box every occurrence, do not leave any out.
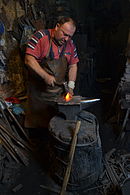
[62,82,69,95]
[55,81,69,95]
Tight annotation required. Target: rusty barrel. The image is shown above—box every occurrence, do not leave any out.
[48,110,103,191]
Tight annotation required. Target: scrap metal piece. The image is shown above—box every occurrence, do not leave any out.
[103,158,119,186]
[12,184,23,192]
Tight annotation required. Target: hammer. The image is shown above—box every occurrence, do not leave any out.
[55,81,70,96]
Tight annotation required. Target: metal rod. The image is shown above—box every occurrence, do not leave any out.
[80,98,100,103]
[0,128,29,166]
[0,135,19,163]
[6,107,29,140]
[0,98,29,140]
[0,123,32,151]
[0,106,13,132]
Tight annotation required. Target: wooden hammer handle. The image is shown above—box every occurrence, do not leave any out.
[60,120,81,195]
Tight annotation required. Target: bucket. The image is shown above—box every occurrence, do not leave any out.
[48,110,103,191]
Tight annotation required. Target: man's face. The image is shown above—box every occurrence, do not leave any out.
[54,22,76,46]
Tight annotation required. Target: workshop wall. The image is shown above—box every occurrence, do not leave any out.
[0,0,76,98]
[71,0,130,97]
[0,0,130,99]
[0,0,26,98]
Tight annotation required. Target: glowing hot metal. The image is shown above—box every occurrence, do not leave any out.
[64,93,72,102]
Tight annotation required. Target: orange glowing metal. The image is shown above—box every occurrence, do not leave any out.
[64,92,72,102]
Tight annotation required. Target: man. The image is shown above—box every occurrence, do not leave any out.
[24,17,79,129]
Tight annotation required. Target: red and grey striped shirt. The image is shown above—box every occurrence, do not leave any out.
[26,29,79,65]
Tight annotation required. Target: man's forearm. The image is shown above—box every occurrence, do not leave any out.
[25,54,56,86]
[68,64,77,81]
[68,64,77,92]
[25,54,49,80]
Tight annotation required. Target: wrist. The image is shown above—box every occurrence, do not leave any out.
[68,81,75,89]
[42,71,49,80]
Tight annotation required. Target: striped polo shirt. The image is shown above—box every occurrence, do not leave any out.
[26,29,79,65]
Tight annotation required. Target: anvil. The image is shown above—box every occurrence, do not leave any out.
[56,96,100,120]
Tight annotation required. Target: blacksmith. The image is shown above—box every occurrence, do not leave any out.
[24,17,79,129]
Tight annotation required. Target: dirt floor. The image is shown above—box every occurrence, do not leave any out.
[1,81,130,195]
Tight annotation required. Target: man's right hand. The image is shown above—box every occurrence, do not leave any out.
[44,74,56,87]
[25,55,56,86]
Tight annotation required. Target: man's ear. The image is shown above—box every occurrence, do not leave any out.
[55,23,60,30]
[57,23,60,27]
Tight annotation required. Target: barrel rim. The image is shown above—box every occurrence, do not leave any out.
[49,128,100,147]
[49,110,100,147]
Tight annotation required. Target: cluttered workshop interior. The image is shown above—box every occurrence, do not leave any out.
[0,0,130,194]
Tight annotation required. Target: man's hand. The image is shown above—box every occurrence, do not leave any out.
[44,74,56,86]
[25,55,56,87]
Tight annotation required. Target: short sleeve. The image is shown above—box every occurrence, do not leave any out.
[25,30,47,60]
[70,40,79,65]
[65,40,79,65]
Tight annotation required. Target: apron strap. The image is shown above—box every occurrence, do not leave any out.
[46,38,53,59]
[59,42,67,57]
[45,29,67,60]
[43,30,53,59]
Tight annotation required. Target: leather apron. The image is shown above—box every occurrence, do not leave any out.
[24,34,68,128]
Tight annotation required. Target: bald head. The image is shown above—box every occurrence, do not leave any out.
[57,17,76,28]
[54,17,76,46]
